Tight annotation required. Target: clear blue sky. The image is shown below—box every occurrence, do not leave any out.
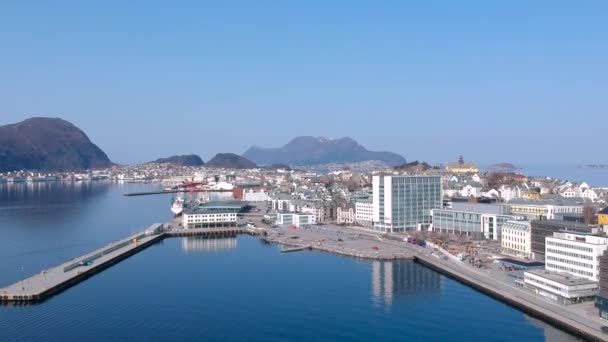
[1,1,606,165]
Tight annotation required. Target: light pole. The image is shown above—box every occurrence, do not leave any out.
[20,265,25,291]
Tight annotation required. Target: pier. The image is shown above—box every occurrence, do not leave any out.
[0,224,262,304]
[0,224,165,303]
[124,189,233,196]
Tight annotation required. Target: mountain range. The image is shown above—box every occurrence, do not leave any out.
[243,136,406,166]
[0,117,113,172]
[0,118,406,172]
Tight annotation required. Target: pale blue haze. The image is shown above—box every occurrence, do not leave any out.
[0,1,606,165]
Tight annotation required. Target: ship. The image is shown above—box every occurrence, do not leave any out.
[171,197,185,215]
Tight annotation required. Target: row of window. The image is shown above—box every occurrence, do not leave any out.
[546,262,594,278]
[546,255,593,269]
[546,240,593,253]
[546,248,593,261]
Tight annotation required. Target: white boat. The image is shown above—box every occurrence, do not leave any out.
[171,197,185,215]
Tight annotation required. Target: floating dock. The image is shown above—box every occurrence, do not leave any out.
[124,189,233,196]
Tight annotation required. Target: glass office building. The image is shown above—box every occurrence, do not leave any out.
[372,175,442,233]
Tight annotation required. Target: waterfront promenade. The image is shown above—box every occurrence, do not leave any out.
[416,251,607,342]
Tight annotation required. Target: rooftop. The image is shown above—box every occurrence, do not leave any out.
[526,269,597,286]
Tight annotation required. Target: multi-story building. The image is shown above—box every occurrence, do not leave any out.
[595,249,608,319]
[531,220,593,261]
[545,231,608,281]
[508,199,585,221]
[182,202,242,229]
[372,175,442,233]
[502,220,533,259]
[431,203,515,240]
[598,207,608,225]
[523,270,598,305]
[337,205,355,224]
[355,201,374,227]
[276,212,317,227]
[270,194,295,212]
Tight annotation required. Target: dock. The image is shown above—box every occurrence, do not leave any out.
[124,189,233,196]
[0,224,165,303]
[0,224,262,304]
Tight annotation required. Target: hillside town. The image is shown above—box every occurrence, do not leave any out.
[4,155,608,324]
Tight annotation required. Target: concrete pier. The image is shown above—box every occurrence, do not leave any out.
[0,224,165,303]
[0,225,261,304]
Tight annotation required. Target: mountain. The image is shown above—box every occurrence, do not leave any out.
[394,161,436,173]
[243,136,406,166]
[0,117,112,172]
[149,154,204,166]
[205,153,257,169]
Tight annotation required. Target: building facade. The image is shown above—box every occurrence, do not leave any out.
[501,220,533,259]
[596,249,608,319]
[182,205,240,229]
[508,201,584,221]
[372,175,442,233]
[523,270,598,305]
[545,232,608,281]
[530,220,593,261]
[276,212,317,227]
[431,209,514,240]
[337,206,355,225]
[355,201,373,227]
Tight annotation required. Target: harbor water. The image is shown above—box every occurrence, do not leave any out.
[0,182,581,341]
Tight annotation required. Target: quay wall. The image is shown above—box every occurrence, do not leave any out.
[415,255,605,342]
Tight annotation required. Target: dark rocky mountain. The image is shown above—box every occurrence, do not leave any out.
[243,136,406,166]
[393,161,436,173]
[0,117,112,172]
[262,164,292,171]
[149,154,204,166]
[205,153,257,169]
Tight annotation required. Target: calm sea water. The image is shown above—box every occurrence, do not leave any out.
[516,164,608,187]
[0,182,579,341]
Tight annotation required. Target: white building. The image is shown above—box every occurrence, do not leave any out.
[270,195,294,212]
[337,206,355,225]
[276,212,316,227]
[523,270,598,305]
[501,220,533,259]
[182,204,241,229]
[243,188,270,202]
[355,201,374,227]
[545,232,608,281]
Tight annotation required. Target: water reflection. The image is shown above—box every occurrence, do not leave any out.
[181,237,238,253]
[526,316,584,342]
[372,260,443,305]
